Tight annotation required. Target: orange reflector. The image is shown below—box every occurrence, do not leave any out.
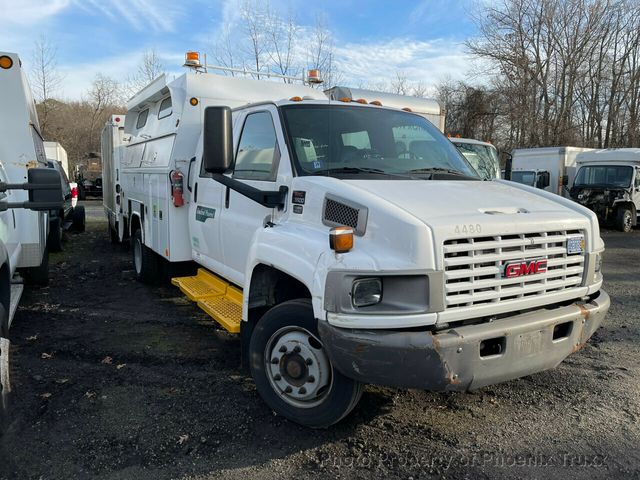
[0,56,13,69]
[370,100,382,106]
[402,107,412,112]
[355,98,368,104]
[289,96,303,102]
[339,97,351,103]
[329,227,354,253]
[190,97,199,106]
[446,133,452,137]
[455,134,461,138]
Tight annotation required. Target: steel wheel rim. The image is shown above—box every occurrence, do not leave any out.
[265,326,332,408]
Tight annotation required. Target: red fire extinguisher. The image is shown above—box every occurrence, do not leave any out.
[170,170,184,207]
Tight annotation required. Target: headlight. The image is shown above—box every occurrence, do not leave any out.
[351,278,382,307]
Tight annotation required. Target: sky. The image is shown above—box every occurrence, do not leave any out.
[0,0,483,100]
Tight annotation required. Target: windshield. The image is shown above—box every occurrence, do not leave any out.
[574,165,633,188]
[511,171,537,186]
[281,105,478,179]
[452,142,499,180]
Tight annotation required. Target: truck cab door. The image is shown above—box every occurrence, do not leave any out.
[188,153,227,276]
[219,105,290,287]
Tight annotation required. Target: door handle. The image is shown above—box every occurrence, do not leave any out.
[194,182,198,203]
[225,186,230,208]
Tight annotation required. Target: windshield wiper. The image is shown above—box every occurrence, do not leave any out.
[408,167,468,176]
[310,167,416,179]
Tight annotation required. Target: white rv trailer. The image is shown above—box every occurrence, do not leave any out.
[107,56,609,427]
[101,115,127,242]
[325,86,445,132]
[450,137,500,180]
[570,148,640,232]
[44,141,69,177]
[510,147,593,196]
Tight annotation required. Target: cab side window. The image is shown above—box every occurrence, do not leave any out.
[233,111,279,181]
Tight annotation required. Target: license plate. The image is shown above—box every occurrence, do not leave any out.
[567,235,585,255]
[515,331,544,356]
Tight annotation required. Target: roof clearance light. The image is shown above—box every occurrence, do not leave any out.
[184,51,202,68]
[402,107,412,112]
[339,97,351,103]
[0,56,13,69]
[289,96,303,102]
[190,97,199,106]
[370,100,382,106]
[307,69,323,84]
[329,226,354,254]
[355,98,368,104]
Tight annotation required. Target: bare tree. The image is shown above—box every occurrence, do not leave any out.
[125,49,165,98]
[31,36,62,135]
[306,14,340,87]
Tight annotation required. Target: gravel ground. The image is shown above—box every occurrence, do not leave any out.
[0,200,638,480]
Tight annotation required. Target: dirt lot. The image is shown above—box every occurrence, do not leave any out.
[0,200,638,479]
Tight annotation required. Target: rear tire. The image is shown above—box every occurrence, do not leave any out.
[47,217,63,252]
[249,299,363,428]
[132,229,159,284]
[72,206,86,232]
[23,247,49,287]
[616,207,633,233]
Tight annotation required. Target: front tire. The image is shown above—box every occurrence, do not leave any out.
[250,299,363,428]
[616,207,633,233]
[132,229,159,284]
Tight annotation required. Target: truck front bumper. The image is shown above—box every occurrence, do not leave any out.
[318,290,610,391]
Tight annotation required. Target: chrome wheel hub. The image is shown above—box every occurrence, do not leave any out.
[265,327,332,408]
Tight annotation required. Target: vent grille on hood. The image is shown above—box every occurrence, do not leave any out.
[322,195,368,235]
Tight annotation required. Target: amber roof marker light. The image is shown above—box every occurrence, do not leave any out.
[0,56,13,70]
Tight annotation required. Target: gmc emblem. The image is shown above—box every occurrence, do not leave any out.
[503,259,547,278]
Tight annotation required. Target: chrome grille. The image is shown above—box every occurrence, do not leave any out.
[443,230,585,309]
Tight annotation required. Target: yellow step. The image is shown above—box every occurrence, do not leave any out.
[197,286,242,334]
[171,268,228,301]
[171,269,242,334]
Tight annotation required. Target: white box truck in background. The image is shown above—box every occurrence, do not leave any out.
[570,148,640,232]
[44,141,69,177]
[0,51,63,392]
[103,53,609,427]
[101,115,128,243]
[510,147,593,195]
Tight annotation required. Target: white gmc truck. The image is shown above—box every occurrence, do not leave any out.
[106,56,610,427]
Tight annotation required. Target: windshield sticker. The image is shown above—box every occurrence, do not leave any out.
[195,206,216,223]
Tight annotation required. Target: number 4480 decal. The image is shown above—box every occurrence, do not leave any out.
[454,224,482,235]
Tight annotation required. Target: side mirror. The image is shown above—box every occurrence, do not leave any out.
[27,168,63,211]
[203,106,233,174]
[501,152,513,180]
[536,171,550,189]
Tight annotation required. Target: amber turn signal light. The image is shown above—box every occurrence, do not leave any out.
[0,56,13,69]
[329,226,354,253]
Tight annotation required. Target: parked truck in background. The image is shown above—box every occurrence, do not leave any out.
[570,148,640,232]
[44,141,69,177]
[101,115,127,243]
[510,147,593,195]
[450,137,501,180]
[104,53,610,427]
